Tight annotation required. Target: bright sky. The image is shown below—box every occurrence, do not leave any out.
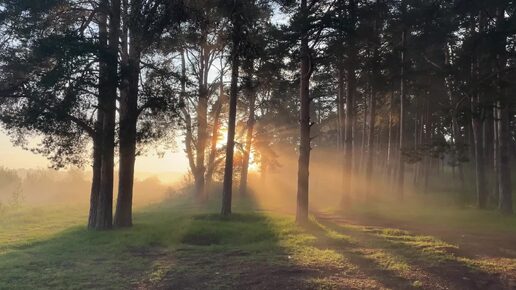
[0,131,189,174]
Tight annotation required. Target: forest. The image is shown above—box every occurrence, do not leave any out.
[1,0,516,289]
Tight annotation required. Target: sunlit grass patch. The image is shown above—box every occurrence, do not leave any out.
[458,256,516,274]
[367,227,459,258]
[356,248,412,273]
[308,216,357,246]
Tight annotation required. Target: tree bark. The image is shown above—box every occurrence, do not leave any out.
[221,18,241,216]
[471,11,488,209]
[114,16,140,227]
[397,6,407,199]
[239,92,256,195]
[472,109,488,209]
[96,0,120,230]
[365,0,379,197]
[296,0,312,224]
[88,108,103,229]
[341,0,357,208]
[495,7,512,214]
[88,7,108,229]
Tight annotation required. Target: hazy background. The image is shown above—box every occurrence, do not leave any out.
[0,131,189,207]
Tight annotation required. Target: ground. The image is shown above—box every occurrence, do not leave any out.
[1,195,516,289]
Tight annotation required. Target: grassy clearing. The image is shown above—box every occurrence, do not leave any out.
[1,195,515,289]
[0,196,341,289]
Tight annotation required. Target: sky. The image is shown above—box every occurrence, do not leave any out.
[0,130,189,174]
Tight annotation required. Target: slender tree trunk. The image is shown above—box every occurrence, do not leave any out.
[240,93,256,195]
[365,86,375,197]
[366,1,379,197]
[206,78,224,186]
[498,101,513,214]
[495,7,512,214]
[397,9,407,199]
[493,103,500,199]
[88,111,103,229]
[179,49,198,186]
[386,92,394,182]
[472,112,488,209]
[296,0,312,224]
[337,67,345,151]
[96,0,120,230]
[471,11,488,209]
[88,9,107,229]
[360,95,368,175]
[195,87,208,199]
[221,19,241,216]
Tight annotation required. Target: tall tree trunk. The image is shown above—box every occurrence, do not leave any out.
[195,85,208,199]
[493,103,500,199]
[96,0,120,230]
[365,86,375,197]
[115,16,140,227]
[471,11,488,209]
[296,0,312,224]
[495,7,512,214]
[365,0,379,197]
[206,77,224,186]
[337,67,345,151]
[472,107,488,209]
[179,49,198,186]
[397,7,407,199]
[240,93,256,195]
[498,101,513,214]
[386,92,394,182]
[359,95,368,175]
[221,18,241,216]
[88,109,103,229]
[88,9,108,229]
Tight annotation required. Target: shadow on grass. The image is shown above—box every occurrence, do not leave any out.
[315,217,510,290]
[0,194,307,289]
[5,191,506,290]
[303,219,417,289]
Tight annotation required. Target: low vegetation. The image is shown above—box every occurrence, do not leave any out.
[1,195,515,289]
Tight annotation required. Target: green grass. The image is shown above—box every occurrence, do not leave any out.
[1,194,515,289]
[0,196,341,289]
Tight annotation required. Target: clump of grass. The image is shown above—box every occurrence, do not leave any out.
[181,227,222,245]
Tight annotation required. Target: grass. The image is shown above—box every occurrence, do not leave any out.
[0,195,330,289]
[341,197,516,233]
[1,194,515,289]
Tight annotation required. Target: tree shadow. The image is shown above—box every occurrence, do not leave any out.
[315,217,511,290]
[303,219,419,289]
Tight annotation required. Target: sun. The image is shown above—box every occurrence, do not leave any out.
[248,151,259,172]
[217,128,228,149]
